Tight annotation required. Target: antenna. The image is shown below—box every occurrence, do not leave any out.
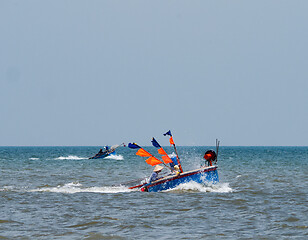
[216,139,220,164]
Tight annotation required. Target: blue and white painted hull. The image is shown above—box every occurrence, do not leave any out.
[141,166,218,192]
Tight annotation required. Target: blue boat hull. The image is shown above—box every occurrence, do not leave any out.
[89,152,109,159]
[89,150,115,159]
[142,166,218,192]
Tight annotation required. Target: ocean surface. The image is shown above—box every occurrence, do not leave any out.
[0,146,307,239]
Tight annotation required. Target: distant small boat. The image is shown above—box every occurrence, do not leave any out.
[89,143,124,159]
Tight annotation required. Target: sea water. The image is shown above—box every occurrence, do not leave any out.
[0,146,307,239]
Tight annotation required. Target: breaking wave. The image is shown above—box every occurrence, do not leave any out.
[29,181,233,194]
[105,154,124,160]
[30,182,134,194]
[165,182,233,193]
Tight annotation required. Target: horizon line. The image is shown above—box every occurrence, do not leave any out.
[0,145,307,147]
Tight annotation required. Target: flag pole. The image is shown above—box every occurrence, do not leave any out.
[172,143,183,173]
[163,131,183,173]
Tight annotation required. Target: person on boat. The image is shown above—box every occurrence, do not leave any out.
[98,147,108,156]
[169,155,178,170]
[91,148,104,158]
[173,165,180,176]
[203,150,217,166]
[149,165,164,183]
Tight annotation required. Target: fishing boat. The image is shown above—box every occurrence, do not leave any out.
[126,131,220,192]
[130,165,218,192]
[89,143,124,159]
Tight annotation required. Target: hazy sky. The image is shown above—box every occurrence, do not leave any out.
[1,1,307,146]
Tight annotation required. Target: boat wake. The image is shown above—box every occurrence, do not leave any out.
[54,155,88,160]
[165,182,233,193]
[104,154,124,160]
[30,182,135,194]
[0,186,14,192]
[21,182,232,194]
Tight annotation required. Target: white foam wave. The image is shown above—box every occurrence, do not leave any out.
[104,154,124,160]
[29,157,39,160]
[54,155,87,160]
[30,182,134,194]
[166,182,233,193]
[0,186,14,191]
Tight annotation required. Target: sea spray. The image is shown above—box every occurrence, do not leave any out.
[165,182,233,193]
